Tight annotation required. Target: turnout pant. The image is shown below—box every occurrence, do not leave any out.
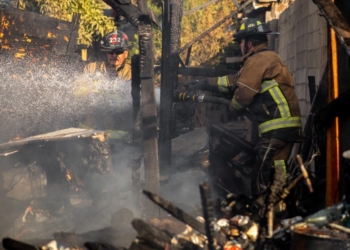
[251,137,294,195]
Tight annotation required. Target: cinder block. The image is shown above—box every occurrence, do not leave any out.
[307,50,313,67]
[309,0,318,15]
[308,15,315,34]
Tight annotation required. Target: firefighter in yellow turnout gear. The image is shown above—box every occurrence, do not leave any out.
[74,30,134,140]
[187,19,302,195]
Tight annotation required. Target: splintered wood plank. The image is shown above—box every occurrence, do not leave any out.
[0,128,109,150]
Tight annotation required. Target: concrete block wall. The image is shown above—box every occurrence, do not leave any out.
[276,0,327,126]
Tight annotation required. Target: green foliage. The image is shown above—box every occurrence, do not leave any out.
[30,0,236,65]
[181,0,236,67]
[34,0,115,46]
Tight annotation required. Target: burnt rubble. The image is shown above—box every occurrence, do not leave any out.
[3,181,350,250]
[0,8,139,244]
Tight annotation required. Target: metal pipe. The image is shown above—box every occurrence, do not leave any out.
[326,15,340,206]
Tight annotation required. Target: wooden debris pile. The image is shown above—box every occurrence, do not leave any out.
[0,128,115,240]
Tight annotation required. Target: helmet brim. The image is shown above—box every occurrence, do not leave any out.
[101,44,133,52]
[233,31,271,41]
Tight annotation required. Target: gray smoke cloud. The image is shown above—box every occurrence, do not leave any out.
[0,53,133,142]
[0,37,206,246]
[0,40,140,241]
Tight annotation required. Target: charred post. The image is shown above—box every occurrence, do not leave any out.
[131,54,141,143]
[138,6,160,218]
[159,0,183,174]
[199,183,216,250]
[102,0,142,28]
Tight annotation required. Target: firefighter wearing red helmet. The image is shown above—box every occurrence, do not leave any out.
[74,30,134,139]
[84,30,133,81]
[186,19,302,195]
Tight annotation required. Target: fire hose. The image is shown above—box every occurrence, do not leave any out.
[174,91,231,105]
[173,91,253,121]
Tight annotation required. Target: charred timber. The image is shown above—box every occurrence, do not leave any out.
[160,67,237,77]
[2,238,37,250]
[314,87,350,130]
[138,13,160,218]
[131,219,173,249]
[129,219,196,250]
[295,68,327,160]
[159,0,183,174]
[142,189,226,246]
[199,183,216,250]
[143,189,207,235]
[84,242,125,250]
[102,0,159,28]
[131,55,141,143]
[102,0,142,27]
[313,0,350,55]
[104,0,160,217]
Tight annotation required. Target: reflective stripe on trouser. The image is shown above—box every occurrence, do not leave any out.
[251,138,293,195]
[217,76,229,93]
[258,79,301,136]
[274,160,287,185]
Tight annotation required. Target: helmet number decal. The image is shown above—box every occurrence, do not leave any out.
[109,35,121,45]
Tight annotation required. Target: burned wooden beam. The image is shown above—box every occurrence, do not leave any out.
[199,183,216,250]
[142,189,227,246]
[102,0,160,217]
[185,46,192,66]
[142,189,207,235]
[131,54,141,142]
[138,10,160,218]
[102,0,142,27]
[131,219,173,249]
[84,242,125,250]
[313,0,350,55]
[159,0,183,174]
[2,238,37,250]
[102,0,160,29]
[154,66,237,77]
[178,67,237,77]
[314,87,350,130]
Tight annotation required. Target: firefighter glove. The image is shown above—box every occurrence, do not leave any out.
[184,79,211,91]
[229,97,245,117]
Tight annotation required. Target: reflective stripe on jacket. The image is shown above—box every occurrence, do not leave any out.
[258,79,301,136]
[230,44,302,141]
